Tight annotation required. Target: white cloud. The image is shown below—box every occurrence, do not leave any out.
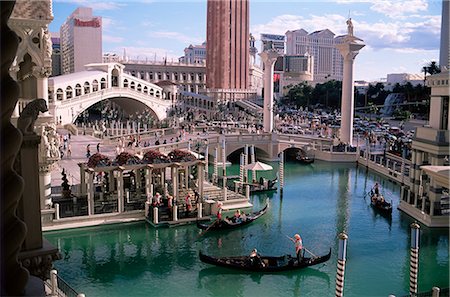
[251,14,347,39]
[369,0,428,18]
[65,0,126,10]
[251,13,440,51]
[103,35,124,43]
[148,31,203,44]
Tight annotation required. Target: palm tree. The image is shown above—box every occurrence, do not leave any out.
[422,61,441,84]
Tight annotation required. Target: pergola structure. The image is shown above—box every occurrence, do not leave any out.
[78,150,205,216]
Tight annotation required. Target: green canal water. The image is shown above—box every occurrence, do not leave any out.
[45,162,449,297]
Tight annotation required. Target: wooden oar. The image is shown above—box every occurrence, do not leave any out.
[197,219,217,238]
[303,247,318,258]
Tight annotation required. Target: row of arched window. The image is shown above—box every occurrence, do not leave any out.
[49,76,164,102]
[184,96,214,110]
[123,79,161,98]
[130,70,204,83]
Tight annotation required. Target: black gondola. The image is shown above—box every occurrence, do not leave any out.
[196,201,269,231]
[370,194,392,215]
[296,153,315,164]
[199,249,331,272]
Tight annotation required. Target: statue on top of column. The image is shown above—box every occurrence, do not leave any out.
[346,18,354,36]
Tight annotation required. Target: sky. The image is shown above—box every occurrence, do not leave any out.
[49,0,443,82]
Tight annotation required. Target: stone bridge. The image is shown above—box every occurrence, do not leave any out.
[47,63,172,125]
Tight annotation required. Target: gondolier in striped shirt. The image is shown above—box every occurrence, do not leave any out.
[288,234,304,263]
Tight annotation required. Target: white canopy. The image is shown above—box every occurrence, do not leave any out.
[244,161,273,171]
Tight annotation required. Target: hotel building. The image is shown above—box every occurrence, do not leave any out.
[60,7,102,74]
[286,29,344,83]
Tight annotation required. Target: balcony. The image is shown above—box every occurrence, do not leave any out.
[414,127,449,145]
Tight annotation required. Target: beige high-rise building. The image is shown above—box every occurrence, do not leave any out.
[206,0,253,101]
[60,7,102,74]
[286,29,344,83]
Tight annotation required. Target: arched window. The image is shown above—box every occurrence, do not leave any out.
[157,72,162,80]
[84,81,90,94]
[149,72,154,80]
[56,88,64,101]
[137,84,142,92]
[123,79,129,88]
[182,73,187,81]
[111,69,119,87]
[143,86,148,94]
[48,89,54,103]
[66,86,73,99]
[150,88,154,96]
[92,80,99,92]
[130,81,135,89]
[174,72,179,81]
[155,90,160,98]
[100,78,107,89]
[75,84,82,96]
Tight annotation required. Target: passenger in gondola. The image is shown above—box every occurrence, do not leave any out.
[233,209,241,223]
[240,212,247,221]
[249,249,265,268]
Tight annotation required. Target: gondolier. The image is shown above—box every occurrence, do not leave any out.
[288,234,304,263]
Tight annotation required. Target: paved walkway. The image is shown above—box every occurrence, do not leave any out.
[51,131,117,187]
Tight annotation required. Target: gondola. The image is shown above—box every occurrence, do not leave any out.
[196,201,269,231]
[370,194,392,215]
[199,248,331,272]
[296,154,315,164]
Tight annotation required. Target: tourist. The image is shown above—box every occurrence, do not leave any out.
[185,193,192,213]
[288,234,304,263]
[167,195,173,210]
[67,144,72,158]
[234,209,241,223]
[154,192,162,206]
[86,144,91,158]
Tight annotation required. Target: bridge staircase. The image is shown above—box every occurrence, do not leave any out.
[235,100,263,116]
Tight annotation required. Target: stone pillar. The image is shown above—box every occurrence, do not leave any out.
[86,170,95,216]
[117,170,124,213]
[135,168,141,190]
[17,134,43,250]
[204,144,209,181]
[39,166,52,209]
[259,50,279,133]
[336,32,365,145]
[79,163,87,195]
[199,163,204,198]
[145,167,152,197]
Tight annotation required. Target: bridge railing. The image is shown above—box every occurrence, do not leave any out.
[54,87,171,109]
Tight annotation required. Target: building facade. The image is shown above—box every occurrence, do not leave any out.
[286,29,344,83]
[51,32,62,77]
[179,42,207,64]
[60,7,102,74]
[279,54,314,95]
[398,0,450,227]
[122,61,207,94]
[206,0,254,101]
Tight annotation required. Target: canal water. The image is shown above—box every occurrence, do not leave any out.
[45,162,449,297]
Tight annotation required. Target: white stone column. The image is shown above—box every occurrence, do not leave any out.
[145,167,152,197]
[117,170,124,213]
[204,144,209,181]
[336,35,365,146]
[86,170,95,216]
[259,50,279,133]
[39,167,52,209]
